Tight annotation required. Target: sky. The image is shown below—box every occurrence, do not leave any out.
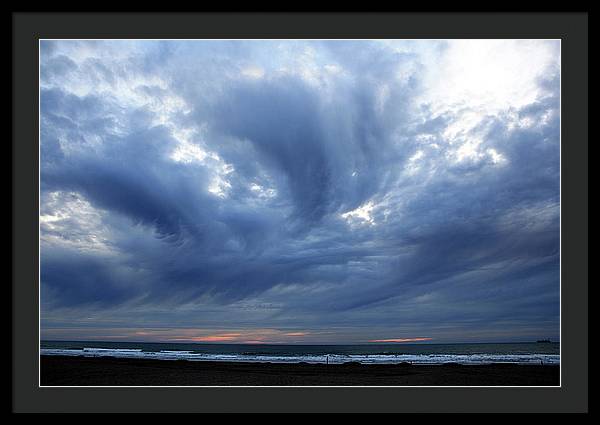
[40,40,561,344]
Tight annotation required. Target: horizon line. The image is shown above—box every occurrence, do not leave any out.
[40,338,559,345]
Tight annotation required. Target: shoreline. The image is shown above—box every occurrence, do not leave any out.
[40,355,560,386]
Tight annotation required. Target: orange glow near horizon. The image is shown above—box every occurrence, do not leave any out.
[167,333,243,342]
[166,329,311,343]
[368,337,433,343]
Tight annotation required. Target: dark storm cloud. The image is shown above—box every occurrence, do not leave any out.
[39,40,560,342]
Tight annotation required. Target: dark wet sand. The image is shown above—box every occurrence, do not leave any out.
[40,355,559,386]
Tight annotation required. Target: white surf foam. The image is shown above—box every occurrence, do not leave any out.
[40,348,560,365]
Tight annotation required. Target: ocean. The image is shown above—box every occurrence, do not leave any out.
[40,340,560,365]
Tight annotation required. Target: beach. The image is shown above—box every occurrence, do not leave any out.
[40,355,560,386]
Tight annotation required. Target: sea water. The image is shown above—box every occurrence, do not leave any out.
[40,341,560,365]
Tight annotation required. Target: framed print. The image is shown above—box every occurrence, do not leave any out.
[12,11,588,413]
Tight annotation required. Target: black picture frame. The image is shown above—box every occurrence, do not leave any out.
[12,12,588,413]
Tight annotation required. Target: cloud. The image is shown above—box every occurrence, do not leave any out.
[40,40,560,343]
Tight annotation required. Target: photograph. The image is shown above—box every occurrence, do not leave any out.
[38,38,562,387]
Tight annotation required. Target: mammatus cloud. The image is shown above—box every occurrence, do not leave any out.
[40,40,560,344]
